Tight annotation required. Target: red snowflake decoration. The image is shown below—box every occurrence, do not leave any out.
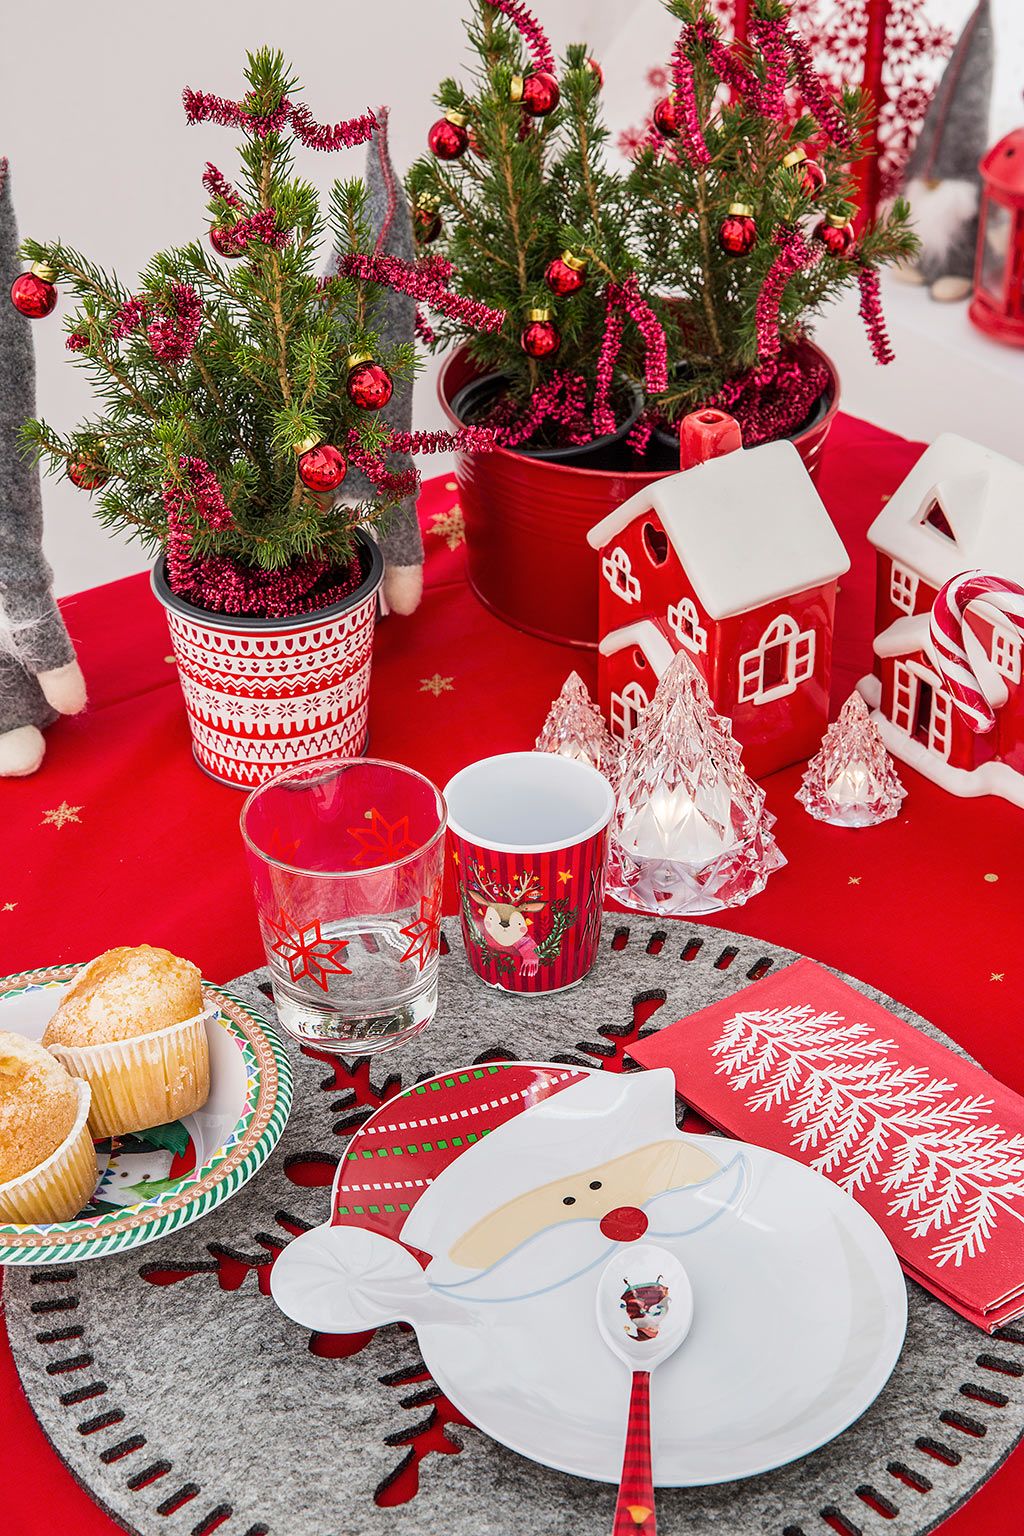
[348,808,419,868]
[266,909,352,992]
[399,880,443,972]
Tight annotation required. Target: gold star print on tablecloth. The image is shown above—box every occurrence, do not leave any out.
[848,876,861,885]
[428,504,466,551]
[420,674,454,697]
[41,802,82,829]
[2,903,16,912]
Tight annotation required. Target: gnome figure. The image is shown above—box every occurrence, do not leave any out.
[332,112,424,616]
[0,158,85,776]
[270,1064,887,1478]
[894,0,994,302]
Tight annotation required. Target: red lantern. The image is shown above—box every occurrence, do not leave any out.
[969,127,1024,347]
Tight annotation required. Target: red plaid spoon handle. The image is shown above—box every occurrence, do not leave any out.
[612,1370,656,1535]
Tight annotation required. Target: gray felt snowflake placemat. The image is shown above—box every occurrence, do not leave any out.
[5,917,1023,1536]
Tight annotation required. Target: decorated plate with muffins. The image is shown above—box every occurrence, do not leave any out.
[0,947,293,1265]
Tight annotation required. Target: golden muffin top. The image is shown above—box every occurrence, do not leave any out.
[43,946,205,1049]
[0,1031,81,1183]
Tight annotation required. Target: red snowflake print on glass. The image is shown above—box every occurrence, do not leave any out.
[266,910,352,990]
[242,759,447,1053]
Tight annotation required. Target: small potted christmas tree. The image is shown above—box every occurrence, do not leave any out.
[408,0,672,649]
[14,51,496,788]
[631,0,916,470]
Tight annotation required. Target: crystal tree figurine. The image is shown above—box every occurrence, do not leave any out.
[796,691,907,828]
[536,671,621,787]
[606,651,785,915]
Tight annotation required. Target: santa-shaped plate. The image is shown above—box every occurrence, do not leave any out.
[271,1061,907,1486]
[0,964,292,1266]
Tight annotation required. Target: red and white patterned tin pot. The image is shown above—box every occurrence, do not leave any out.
[151,532,384,789]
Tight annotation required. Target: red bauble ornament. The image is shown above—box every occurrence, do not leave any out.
[413,201,442,243]
[544,251,587,297]
[652,97,679,139]
[782,146,827,196]
[346,355,394,411]
[520,308,561,358]
[67,459,108,490]
[815,215,856,256]
[209,225,243,258]
[296,440,347,493]
[718,203,757,257]
[11,263,57,319]
[428,112,469,160]
[520,72,560,117]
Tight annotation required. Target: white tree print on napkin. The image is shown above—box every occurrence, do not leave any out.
[711,1005,1024,1267]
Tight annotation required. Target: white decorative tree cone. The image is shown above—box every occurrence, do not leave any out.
[152,533,384,788]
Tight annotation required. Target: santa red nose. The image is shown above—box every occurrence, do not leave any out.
[599,1206,649,1242]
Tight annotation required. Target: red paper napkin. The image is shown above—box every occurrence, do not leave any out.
[631,958,1024,1332]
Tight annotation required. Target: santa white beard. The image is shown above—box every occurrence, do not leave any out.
[426,1154,748,1303]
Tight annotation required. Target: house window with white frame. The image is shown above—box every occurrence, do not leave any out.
[667,596,707,655]
[601,546,640,604]
[737,615,815,705]
[992,625,1022,684]
[890,561,919,614]
[609,680,648,740]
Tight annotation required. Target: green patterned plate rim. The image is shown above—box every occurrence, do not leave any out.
[0,964,293,1266]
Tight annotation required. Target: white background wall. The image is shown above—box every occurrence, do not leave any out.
[4,0,1022,597]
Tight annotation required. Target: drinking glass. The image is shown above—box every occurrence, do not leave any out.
[240,758,446,1053]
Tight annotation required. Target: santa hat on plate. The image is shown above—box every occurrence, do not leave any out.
[330,1063,678,1262]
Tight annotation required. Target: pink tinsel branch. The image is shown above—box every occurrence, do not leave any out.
[346,442,420,501]
[66,332,89,352]
[225,207,293,252]
[491,371,593,448]
[414,306,436,345]
[182,89,291,139]
[614,276,668,394]
[202,163,244,209]
[339,251,506,334]
[749,17,788,121]
[857,266,895,364]
[110,296,149,341]
[755,226,822,358]
[482,0,554,73]
[784,30,854,151]
[669,35,712,167]
[387,425,498,455]
[147,283,203,365]
[289,102,378,152]
[592,301,626,437]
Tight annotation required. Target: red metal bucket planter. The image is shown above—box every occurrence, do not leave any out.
[438,343,839,651]
[151,530,384,789]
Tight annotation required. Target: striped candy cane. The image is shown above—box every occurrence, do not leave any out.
[929,570,1024,733]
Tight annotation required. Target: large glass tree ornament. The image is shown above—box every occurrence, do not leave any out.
[796,692,907,828]
[536,671,621,786]
[606,652,785,915]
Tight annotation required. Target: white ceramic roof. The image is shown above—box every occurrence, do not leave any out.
[598,620,676,675]
[867,433,1024,591]
[586,439,849,621]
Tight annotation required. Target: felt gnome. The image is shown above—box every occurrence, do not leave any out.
[0,159,85,776]
[330,112,424,615]
[894,0,994,302]
[270,1063,891,1477]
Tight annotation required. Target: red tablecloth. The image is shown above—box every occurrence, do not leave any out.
[2,416,1023,1534]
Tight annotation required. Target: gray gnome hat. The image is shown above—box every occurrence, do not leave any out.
[903,0,994,187]
[0,158,76,734]
[334,112,424,585]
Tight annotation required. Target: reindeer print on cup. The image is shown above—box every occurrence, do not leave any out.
[444,752,616,995]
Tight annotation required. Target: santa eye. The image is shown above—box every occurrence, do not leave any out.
[589,1180,602,1190]
[562,1196,576,1206]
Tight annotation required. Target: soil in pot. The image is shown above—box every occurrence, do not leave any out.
[451,371,645,472]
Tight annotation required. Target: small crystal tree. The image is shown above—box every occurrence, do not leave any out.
[18,51,497,619]
[607,651,785,914]
[797,692,906,827]
[536,671,621,784]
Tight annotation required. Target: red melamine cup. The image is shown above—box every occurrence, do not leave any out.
[444,751,615,994]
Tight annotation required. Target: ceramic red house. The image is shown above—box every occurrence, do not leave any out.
[586,439,850,778]
[862,433,1024,806]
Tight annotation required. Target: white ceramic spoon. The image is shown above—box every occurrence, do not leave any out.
[596,1243,694,1536]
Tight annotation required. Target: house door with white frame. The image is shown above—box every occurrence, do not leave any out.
[891,660,953,759]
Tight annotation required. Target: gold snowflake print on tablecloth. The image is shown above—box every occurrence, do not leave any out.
[428,504,465,551]
[41,802,82,829]
[420,675,454,697]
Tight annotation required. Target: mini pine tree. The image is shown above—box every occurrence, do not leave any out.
[630,0,917,440]
[407,0,667,447]
[17,51,494,619]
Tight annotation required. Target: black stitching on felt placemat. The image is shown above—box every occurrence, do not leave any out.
[126,1461,172,1491]
[36,1324,84,1345]
[78,1409,124,1435]
[939,1410,987,1438]
[45,1353,92,1375]
[190,1502,232,1535]
[820,1506,862,1536]
[976,1352,1023,1376]
[156,1482,199,1515]
[915,1436,961,1466]
[29,1265,77,1284]
[29,1293,78,1314]
[961,1383,1009,1408]
[59,1381,107,1407]
[100,1436,146,1464]
[887,1461,932,1493]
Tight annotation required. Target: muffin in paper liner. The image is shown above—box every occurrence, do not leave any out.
[47,1008,213,1140]
[0,1079,97,1224]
